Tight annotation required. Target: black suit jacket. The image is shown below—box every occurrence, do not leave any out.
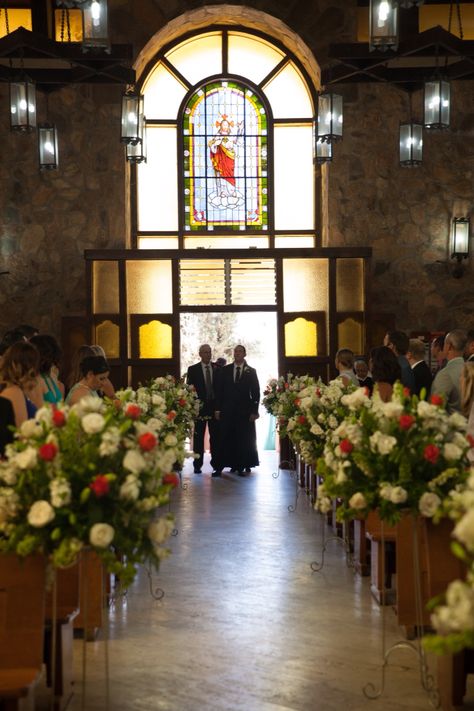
[186,362,216,416]
[412,360,433,397]
[215,363,260,418]
[0,396,15,455]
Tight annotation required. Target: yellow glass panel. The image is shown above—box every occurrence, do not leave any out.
[138,237,179,249]
[420,5,474,39]
[285,318,317,357]
[93,261,119,314]
[142,62,187,120]
[275,236,315,248]
[274,125,314,230]
[184,236,269,249]
[337,258,364,312]
[137,127,178,232]
[165,32,222,85]
[54,9,82,41]
[228,32,285,85]
[0,10,32,37]
[95,320,119,359]
[126,261,172,314]
[139,320,172,359]
[357,8,369,42]
[263,62,313,118]
[283,259,328,312]
[338,318,363,354]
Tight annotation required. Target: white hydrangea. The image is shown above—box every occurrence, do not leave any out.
[0,465,17,486]
[389,486,408,504]
[341,388,370,410]
[418,492,441,517]
[369,432,397,455]
[146,417,164,432]
[49,478,72,508]
[379,401,404,419]
[431,580,474,634]
[0,488,19,524]
[123,449,147,474]
[99,427,121,456]
[119,474,141,502]
[81,413,105,434]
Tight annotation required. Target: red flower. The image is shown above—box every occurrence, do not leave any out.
[90,474,110,497]
[125,404,141,420]
[339,438,353,454]
[294,398,301,407]
[52,410,66,427]
[403,387,411,397]
[298,415,306,425]
[315,388,322,397]
[178,398,187,407]
[467,434,474,448]
[167,410,177,421]
[399,414,415,430]
[39,442,58,461]
[163,472,179,488]
[423,444,440,464]
[430,394,443,406]
[279,417,286,426]
[284,383,289,389]
[138,432,157,451]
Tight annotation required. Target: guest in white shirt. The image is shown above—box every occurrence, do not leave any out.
[461,362,474,464]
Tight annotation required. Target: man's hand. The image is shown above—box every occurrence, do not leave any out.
[249,413,259,422]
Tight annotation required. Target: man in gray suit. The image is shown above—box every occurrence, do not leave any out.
[431,329,467,413]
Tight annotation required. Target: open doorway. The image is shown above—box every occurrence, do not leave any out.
[180,312,278,453]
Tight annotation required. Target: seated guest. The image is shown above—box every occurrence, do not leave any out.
[16,324,39,340]
[335,348,359,386]
[383,330,415,392]
[0,341,40,426]
[461,362,474,464]
[0,396,15,456]
[89,344,116,399]
[65,355,111,406]
[431,334,447,372]
[406,338,432,398]
[354,359,373,394]
[0,327,26,356]
[66,344,95,394]
[465,330,474,363]
[369,346,401,403]
[30,334,64,405]
[431,329,467,414]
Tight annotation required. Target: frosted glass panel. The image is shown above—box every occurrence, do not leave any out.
[283,259,328,312]
[337,258,364,311]
[93,261,119,314]
[184,236,269,249]
[138,127,178,232]
[285,318,317,357]
[138,237,179,250]
[95,320,119,359]
[165,33,222,85]
[274,126,314,230]
[338,318,363,354]
[275,236,315,248]
[143,63,187,120]
[263,62,313,118]
[126,261,172,314]
[228,32,284,85]
[139,320,172,358]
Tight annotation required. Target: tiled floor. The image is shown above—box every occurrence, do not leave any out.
[54,452,458,710]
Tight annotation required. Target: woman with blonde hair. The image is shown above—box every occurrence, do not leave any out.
[0,341,40,426]
[461,362,474,463]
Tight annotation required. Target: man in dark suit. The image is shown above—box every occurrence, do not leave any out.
[407,338,433,398]
[0,396,15,456]
[186,344,219,475]
[214,344,260,476]
[465,330,474,362]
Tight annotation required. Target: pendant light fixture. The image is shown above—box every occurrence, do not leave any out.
[121,89,144,145]
[38,124,59,170]
[317,92,343,143]
[451,217,470,277]
[423,78,450,130]
[82,0,109,52]
[399,122,423,166]
[126,116,147,163]
[369,0,399,52]
[10,78,36,133]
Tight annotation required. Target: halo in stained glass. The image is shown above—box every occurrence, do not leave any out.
[182,80,268,231]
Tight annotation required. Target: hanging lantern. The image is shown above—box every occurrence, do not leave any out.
[10,79,36,132]
[317,92,343,143]
[451,218,470,260]
[397,0,424,7]
[399,122,423,166]
[126,117,147,163]
[369,0,399,51]
[121,91,144,145]
[424,78,450,130]
[38,124,59,170]
[82,0,109,51]
[315,137,332,164]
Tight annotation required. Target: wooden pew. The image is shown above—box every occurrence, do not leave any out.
[74,550,108,641]
[0,554,46,711]
[365,511,397,604]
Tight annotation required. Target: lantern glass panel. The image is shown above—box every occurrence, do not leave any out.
[127,123,147,163]
[452,220,470,257]
[424,80,450,128]
[399,123,422,165]
[369,0,398,50]
[38,125,59,170]
[10,81,36,131]
[121,94,143,144]
[316,138,332,163]
[318,93,343,141]
[82,0,109,50]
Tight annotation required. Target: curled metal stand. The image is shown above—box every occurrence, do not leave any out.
[143,564,165,601]
[272,458,295,480]
[167,497,179,536]
[310,513,354,572]
[362,518,440,708]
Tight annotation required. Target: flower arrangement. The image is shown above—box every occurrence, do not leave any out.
[262,376,288,417]
[268,374,317,440]
[315,384,472,523]
[0,396,180,587]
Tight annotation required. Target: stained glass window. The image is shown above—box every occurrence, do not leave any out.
[182,80,268,232]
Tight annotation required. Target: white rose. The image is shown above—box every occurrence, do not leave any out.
[370,432,397,455]
[146,417,164,432]
[417,401,439,419]
[35,406,53,425]
[14,447,38,470]
[151,394,165,407]
[443,443,463,462]
[310,423,324,436]
[49,478,72,507]
[148,517,174,545]
[380,401,404,419]
[27,500,55,527]
[19,419,43,438]
[349,492,367,510]
[0,489,19,523]
[389,486,408,504]
[317,496,332,514]
[419,492,441,517]
[164,434,178,447]
[89,523,114,548]
[73,395,104,415]
[99,427,121,456]
[454,509,474,551]
[123,449,146,474]
[81,413,105,434]
[119,474,141,502]
[448,412,468,430]
[379,483,393,500]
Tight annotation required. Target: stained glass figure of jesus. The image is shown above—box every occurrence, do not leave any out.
[208,115,245,210]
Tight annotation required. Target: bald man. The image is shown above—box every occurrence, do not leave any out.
[186,344,220,475]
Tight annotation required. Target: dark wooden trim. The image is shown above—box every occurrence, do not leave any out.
[273,117,314,124]
[85,247,372,260]
[85,258,93,343]
[179,304,277,313]
[222,29,228,75]
[161,56,192,90]
[118,260,128,385]
[328,258,338,380]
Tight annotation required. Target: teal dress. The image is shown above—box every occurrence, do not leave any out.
[65,383,99,405]
[41,373,63,404]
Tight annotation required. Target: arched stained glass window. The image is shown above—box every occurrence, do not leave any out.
[183,80,268,231]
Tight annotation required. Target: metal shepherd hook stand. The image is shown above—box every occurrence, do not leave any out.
[310,503,354,572]
[272,458,299,511]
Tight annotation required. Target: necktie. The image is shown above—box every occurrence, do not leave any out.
[235,366,241,383]
[205,365,213,399]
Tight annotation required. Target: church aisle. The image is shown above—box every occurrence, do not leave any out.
[69,453,434,711]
